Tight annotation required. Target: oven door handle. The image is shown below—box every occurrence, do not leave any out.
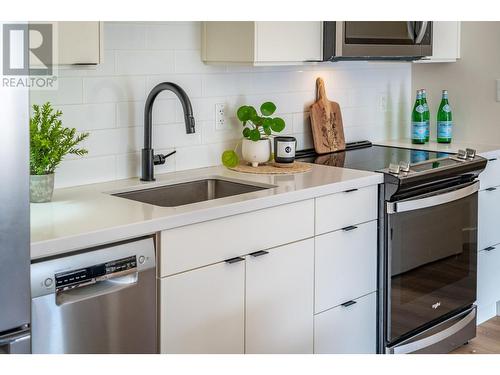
[387,181,479,214]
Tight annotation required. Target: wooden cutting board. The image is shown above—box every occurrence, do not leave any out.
[309,77,346,154]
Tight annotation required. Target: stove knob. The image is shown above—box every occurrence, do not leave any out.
[389,163,401,175]
[457,149,467,160]
[466,148,476,159]
[399,161,410,173]
[138,255,146,264]
[44,278,53,288]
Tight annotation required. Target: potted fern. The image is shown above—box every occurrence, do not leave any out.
[30,102,89,203]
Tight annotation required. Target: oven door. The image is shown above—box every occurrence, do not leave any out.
[386,181,478,344]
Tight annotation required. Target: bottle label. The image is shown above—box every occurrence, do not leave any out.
[412,121,427,140]
[443,104,451,113]
[416,105,425,114]
[437,121,453,139]
[423,103,429,111]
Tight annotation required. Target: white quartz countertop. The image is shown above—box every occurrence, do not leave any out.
[31,164,383,260]
[376,138,500,155]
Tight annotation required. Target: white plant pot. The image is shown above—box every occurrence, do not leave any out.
[242,138,271,167]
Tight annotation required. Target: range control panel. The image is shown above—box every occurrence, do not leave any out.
[55,255,137,292]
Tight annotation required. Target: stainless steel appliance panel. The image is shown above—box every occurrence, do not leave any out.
[31,238,157,354]
[0,22,31,346]
[387,182,478,344]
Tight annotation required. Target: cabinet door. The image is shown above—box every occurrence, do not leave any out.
[315,221,377,313]
[246,239,314,353]
[57,22,101,65]
[314,292,377,354]
[255,22,322,63]
[160,260,245,353]
[479,188,500,250]
[477,248,500,312]
[415,21,460,63]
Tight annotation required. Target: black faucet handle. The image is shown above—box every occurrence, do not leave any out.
[153,150,176,165]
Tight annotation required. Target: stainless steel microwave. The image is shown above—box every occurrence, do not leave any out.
[323,21,432,61]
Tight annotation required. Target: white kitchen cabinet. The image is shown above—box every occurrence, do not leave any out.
[160,260,245,354]
[479,151,500,190]
[477,247,500,323]
[160,199,314,276]
[315,185,378,235]
[315,221,377,313]
[245,239,314,354]
[202,22,323,65]
[415,21,461,63]
[30,22,102,65]
[478,188,500,251]
[314,292,377,354]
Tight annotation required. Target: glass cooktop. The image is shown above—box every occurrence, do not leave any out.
[297,142,452,173]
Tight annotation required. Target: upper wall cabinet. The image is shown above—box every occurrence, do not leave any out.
[29,22,103,66]
[202,22,323,65]
[415,21,461,63]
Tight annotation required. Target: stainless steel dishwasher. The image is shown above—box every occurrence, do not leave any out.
[31,237,157,354]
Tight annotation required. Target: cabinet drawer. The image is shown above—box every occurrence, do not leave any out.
[479,188,500,250]
[315,220,377,313]
[314,292,376,354]
[160,199,314,276]
[477,247,500,310]
[315,185,378,235]
[479,150,500,190]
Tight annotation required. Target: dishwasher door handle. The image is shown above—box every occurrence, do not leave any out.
[56,272,138,306]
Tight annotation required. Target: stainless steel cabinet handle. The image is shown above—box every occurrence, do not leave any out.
[415,21,429,44]
[344,188,358,193]
[387,181,479,214]
[484,246,496,252]
[249,250,269,257]
[486,187,497,192]
[225,257,245,264]
[341,300,357,308]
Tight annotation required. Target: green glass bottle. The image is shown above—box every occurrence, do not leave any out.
[421,89,430,142]
[437,90,453,143]
[411,90,426,144]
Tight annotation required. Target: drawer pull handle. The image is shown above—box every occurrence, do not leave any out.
[484,246,496,252]
[225,257,245,264]
[344,188,358,193]
[249,250,269,257]
[486,187,497,191]
[341,300,357,308]
[488,158,497,162]
[342,225,358,232]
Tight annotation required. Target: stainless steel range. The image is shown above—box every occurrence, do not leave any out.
[297,141,487,354]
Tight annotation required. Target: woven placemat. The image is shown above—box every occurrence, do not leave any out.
[229,161,312,175]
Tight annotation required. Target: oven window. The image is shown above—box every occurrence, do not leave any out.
[345,22,416,45]
[388,192,478,343]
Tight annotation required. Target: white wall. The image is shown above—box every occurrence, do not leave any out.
[30,21,411,188]
[413,21,500,144]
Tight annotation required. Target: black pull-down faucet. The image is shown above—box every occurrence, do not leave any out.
[141,82,195,181]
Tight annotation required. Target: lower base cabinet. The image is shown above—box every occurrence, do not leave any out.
[314,292,377,354]
[160,261,245,354]
[477,246,500,324]
[246,238,314,353]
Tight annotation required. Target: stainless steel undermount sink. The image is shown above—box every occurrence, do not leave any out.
[112,178,273,207]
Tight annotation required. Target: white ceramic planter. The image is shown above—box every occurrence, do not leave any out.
[242,138,271,167]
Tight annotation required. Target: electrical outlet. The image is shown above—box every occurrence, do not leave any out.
[215,103,226,130]
[379,94,388,112]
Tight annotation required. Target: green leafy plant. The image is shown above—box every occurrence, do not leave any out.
[30,102,89,175]
[238,102,285,141]
[221,102,286,168]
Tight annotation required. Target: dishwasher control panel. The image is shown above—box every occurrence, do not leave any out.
[55,255,137,292]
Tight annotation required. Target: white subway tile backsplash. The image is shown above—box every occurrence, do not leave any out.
[58,103,116,131]
[83,76,146,103]
[115,50,175,75]
[32,21,411,188]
